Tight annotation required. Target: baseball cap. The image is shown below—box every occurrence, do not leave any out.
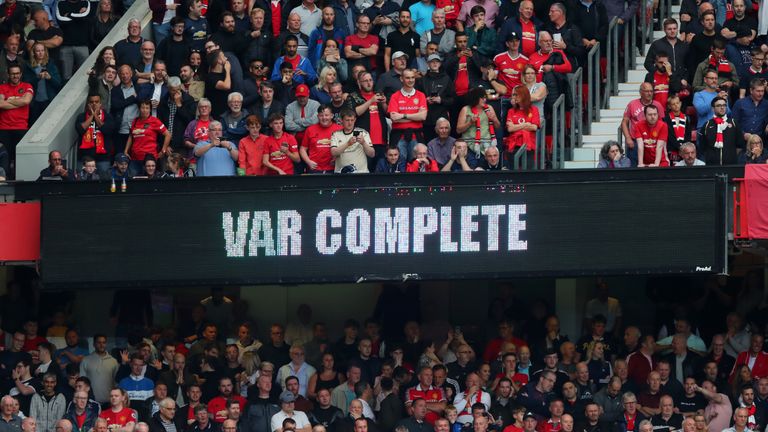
[392,51,409,62]
[427,54,442,62]
[506,31,521,42]
[115,153,130,164]
[295,84,309,97]
[523,412,536,421]
[279,391,296,403]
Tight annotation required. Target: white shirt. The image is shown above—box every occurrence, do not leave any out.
[271,410,311,432]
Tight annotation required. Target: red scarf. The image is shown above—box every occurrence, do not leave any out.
[671,112,686,143]
[471,104,495,148]
[713,115,727,150]
[624,413,636,431]
[709,55,731,74]
[459,390,483,416]
[455,56,469,96]
[80,110,107,154]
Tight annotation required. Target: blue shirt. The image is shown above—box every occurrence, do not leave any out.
[195,141,237,176]
[693,90,731,129]
[56,346,90,367]
[410,2,436,36]
[732,96,768,135]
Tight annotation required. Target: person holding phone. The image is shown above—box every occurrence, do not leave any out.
[330,108,374,173]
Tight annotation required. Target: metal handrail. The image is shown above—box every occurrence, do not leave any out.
[551,94,566,169]
[605,18,619,107]
[513,143,528,170]
[586,43,600,127]
[569,67,583,155]
[537,119,547,170]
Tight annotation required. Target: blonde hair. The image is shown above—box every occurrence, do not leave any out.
[29,43,50,68]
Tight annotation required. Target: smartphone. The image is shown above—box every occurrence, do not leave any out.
[430,92,438,97]
[553,33,563,42]
[353,131,360,137]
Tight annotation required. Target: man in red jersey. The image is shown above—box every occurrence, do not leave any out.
[300,104,342,173]
[528,31,573,83]
[388,68,427,160]
[405,366,447,424]
[0,63,32,179]
[632,104,670,167]
[99,388,138,432]
[263,113,299,175]
[207,377,247,423]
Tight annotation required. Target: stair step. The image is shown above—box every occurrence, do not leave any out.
[627,69,647,82]
[671,4,681,13]
[564,160,599,169]
[588,121,622,135]
[573,147,599,160]
[609,95,637,108]
[582,135,618,145]
[600,109,625,118]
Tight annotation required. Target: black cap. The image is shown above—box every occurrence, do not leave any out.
[543,347,559,357]
[523,412,537,421]
[506,31,521,42]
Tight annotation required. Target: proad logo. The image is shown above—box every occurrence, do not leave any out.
[695,266,712,272]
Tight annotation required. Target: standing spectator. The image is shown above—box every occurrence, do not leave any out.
[271,36,318,85]
[645,53,683,110]
[384,10,421,70]
[249,82,285,135]
[504,85,539,169]
[308,7,346,69]
[417,54,453,143]
[285,84,320,144]
[0,35,25,85]
[124,99,172,173]
[76,94,116,176]
[300,104,342,173]
[346,71,387,169]
[330,108,374,173]
[465,6,497,58]
[388,68,426,160]
[457,87,501,160]
[183,98,213,156]
[79,335,118,405]
[205,50,232,117]
[700,96,742,165]
[732,78,768,143]
[111,64,140,153]
[221,92,248,143]
[23,43,61,124]
[662,95,693,162]
[63,392,99,432]
[693,69,729,131]
[157,77,196,155]
[0,63,33,176]
[317,40,348,84]
[26,10,64,62]
[543,4,584,69]
[737,49,768,98]
[115,20,145,69]
[375,51,407,98]
[237,114,269,176]
[118,354,155,402]
[243,9,272,67]
[30,373,66,432]
[410,0,435,35]
[194,120,238,176]
[90,0,119,51]
[420,10,455,56]
[0,0,26,42]
[644,19,689,82]
[456,0,498,30]
[632,105,670,168]
[149,0,180,46]
[184,0,208,52]
[99,388,138,431]
[156,18,189,77]
[344,17,378,77]
[262,113,299,176]
[691,39,739,92]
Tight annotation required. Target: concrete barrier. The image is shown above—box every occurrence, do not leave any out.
[15,0,152,181]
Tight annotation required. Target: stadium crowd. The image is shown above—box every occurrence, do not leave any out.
[0,280,767,432]
[0,0,758,179]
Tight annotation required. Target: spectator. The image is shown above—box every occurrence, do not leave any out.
[37,150,75,181]
[194,120,239,176]
[477,145,505,170]
[0,63,33,174]
[111,64,140,153]
[739,135,768,164]
[406,143,439,172]
[346,71,387,169]
[615,392,645,432]
[693,68,729,130]
[0,35,25,85]
[184,0,209,52]
[644,19,689,83]
[597,141,631,168]
[243,9,272,68]
[237,114,270,176]
[135,42,158,84]
[345,15,379,76]
[262,113,299,176]
[124,99,172,173]
[205,49,232,117]
[221,92,249,143]
[330,108,374,173]
[721,0,756,41]
[686,11,719,78]
[308,7,346,70]
[312,66,340,105]
[272,36,318,85]
[504,86,539,169]
[317,40,349,84]
[621,83,665,166]
[700,96,743,165]
[376,51,407,98]
[76,93,116,176]
[645,53,682,110]
[25,10,63,62]
[277,14,310,60]
[388,68,427,160]
[157,76,196,155]
[426,118,456,168]
[183,98,213,157]
[63,392,99,432]
[662,95,692,162]
[698,380,731,432]
[90,63,117,113]
[384,11,420,71]
[163,152,194,177]
[410,0,435,35]
[732,78,768,142]
[272,391,312,432]
[692,39,738,92]
[89,0,119,51]
[418,54,453,143]
[118,354,155,402]
[420,10,455,56]
[30,373,66,432]
[528,31,572,108]
[465,6,496,58]
[115,19,145,69]
[456,0,498,31]
[300,104,342,173]
[210,13,250,63]
[543,3,584,70]
[99,388,138,431]
[78,156,101,180]
[737,49,768,98]
[23,43,62,124]
[375,146,406,173]
[497,1,539,57]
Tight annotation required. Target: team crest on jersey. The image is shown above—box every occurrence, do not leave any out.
[17,88,23,94]
[652,131,657,138]
[413,98,419,104]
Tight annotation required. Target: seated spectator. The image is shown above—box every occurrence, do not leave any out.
[76,93,116,176]
[615,392,646,432]
[476,146,505,170]
[37,150,75,181]
[263,113,300,176]
[124,99,171,173]
[139,155,162,178]
[504,85,539,169]
[597,141,631,168]
[163,152,195,177]
[440,139,477,171]
[739,135,768,164]
[330,108,374,173]
[632,105,669,168]
[272,391,312,432]
[700,96,743,165]
[375,146,406,173]
[79,156,102,180]
[661,95,692,162]
[250,82,286,135]
[650,396,683,432]
[426,118,456,168]
[194,120,239,176]
[457,87,500,159]
[406,143,439,172]
[111,152,133,180]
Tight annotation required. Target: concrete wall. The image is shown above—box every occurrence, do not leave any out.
[15,1,153,181]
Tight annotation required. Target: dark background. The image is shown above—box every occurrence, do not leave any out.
[40,177,726,287]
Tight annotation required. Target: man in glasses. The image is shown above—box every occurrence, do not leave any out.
[701,96,743,165]
[37,150,75,181]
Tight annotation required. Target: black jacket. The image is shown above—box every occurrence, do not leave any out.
[417,70,455,126]
[644,38,690,78]
[543,21,584,69]
[700,116,744,165]
[157,91,198,152]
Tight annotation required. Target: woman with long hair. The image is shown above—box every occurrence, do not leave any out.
[316,39,348,83]
[740,135,768,164]
[310,66,339,104]
[585,341,612,388]
[456,87,501,158]
[23,42,61,124]
[183,98,214,156]
[522,64,547,116]
[307,352,345,400]
[90,0,119,49]
[597,141,631,168]
[162,152,195,177]
[505,85,540,169]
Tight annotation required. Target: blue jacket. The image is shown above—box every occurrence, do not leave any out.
[331,0,360,36]
[22,62,62,102]
[307,26,347,69]
[271,55,318,85]
[375,157,406,173]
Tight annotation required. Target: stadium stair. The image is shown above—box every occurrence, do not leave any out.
[564,4,681,168]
